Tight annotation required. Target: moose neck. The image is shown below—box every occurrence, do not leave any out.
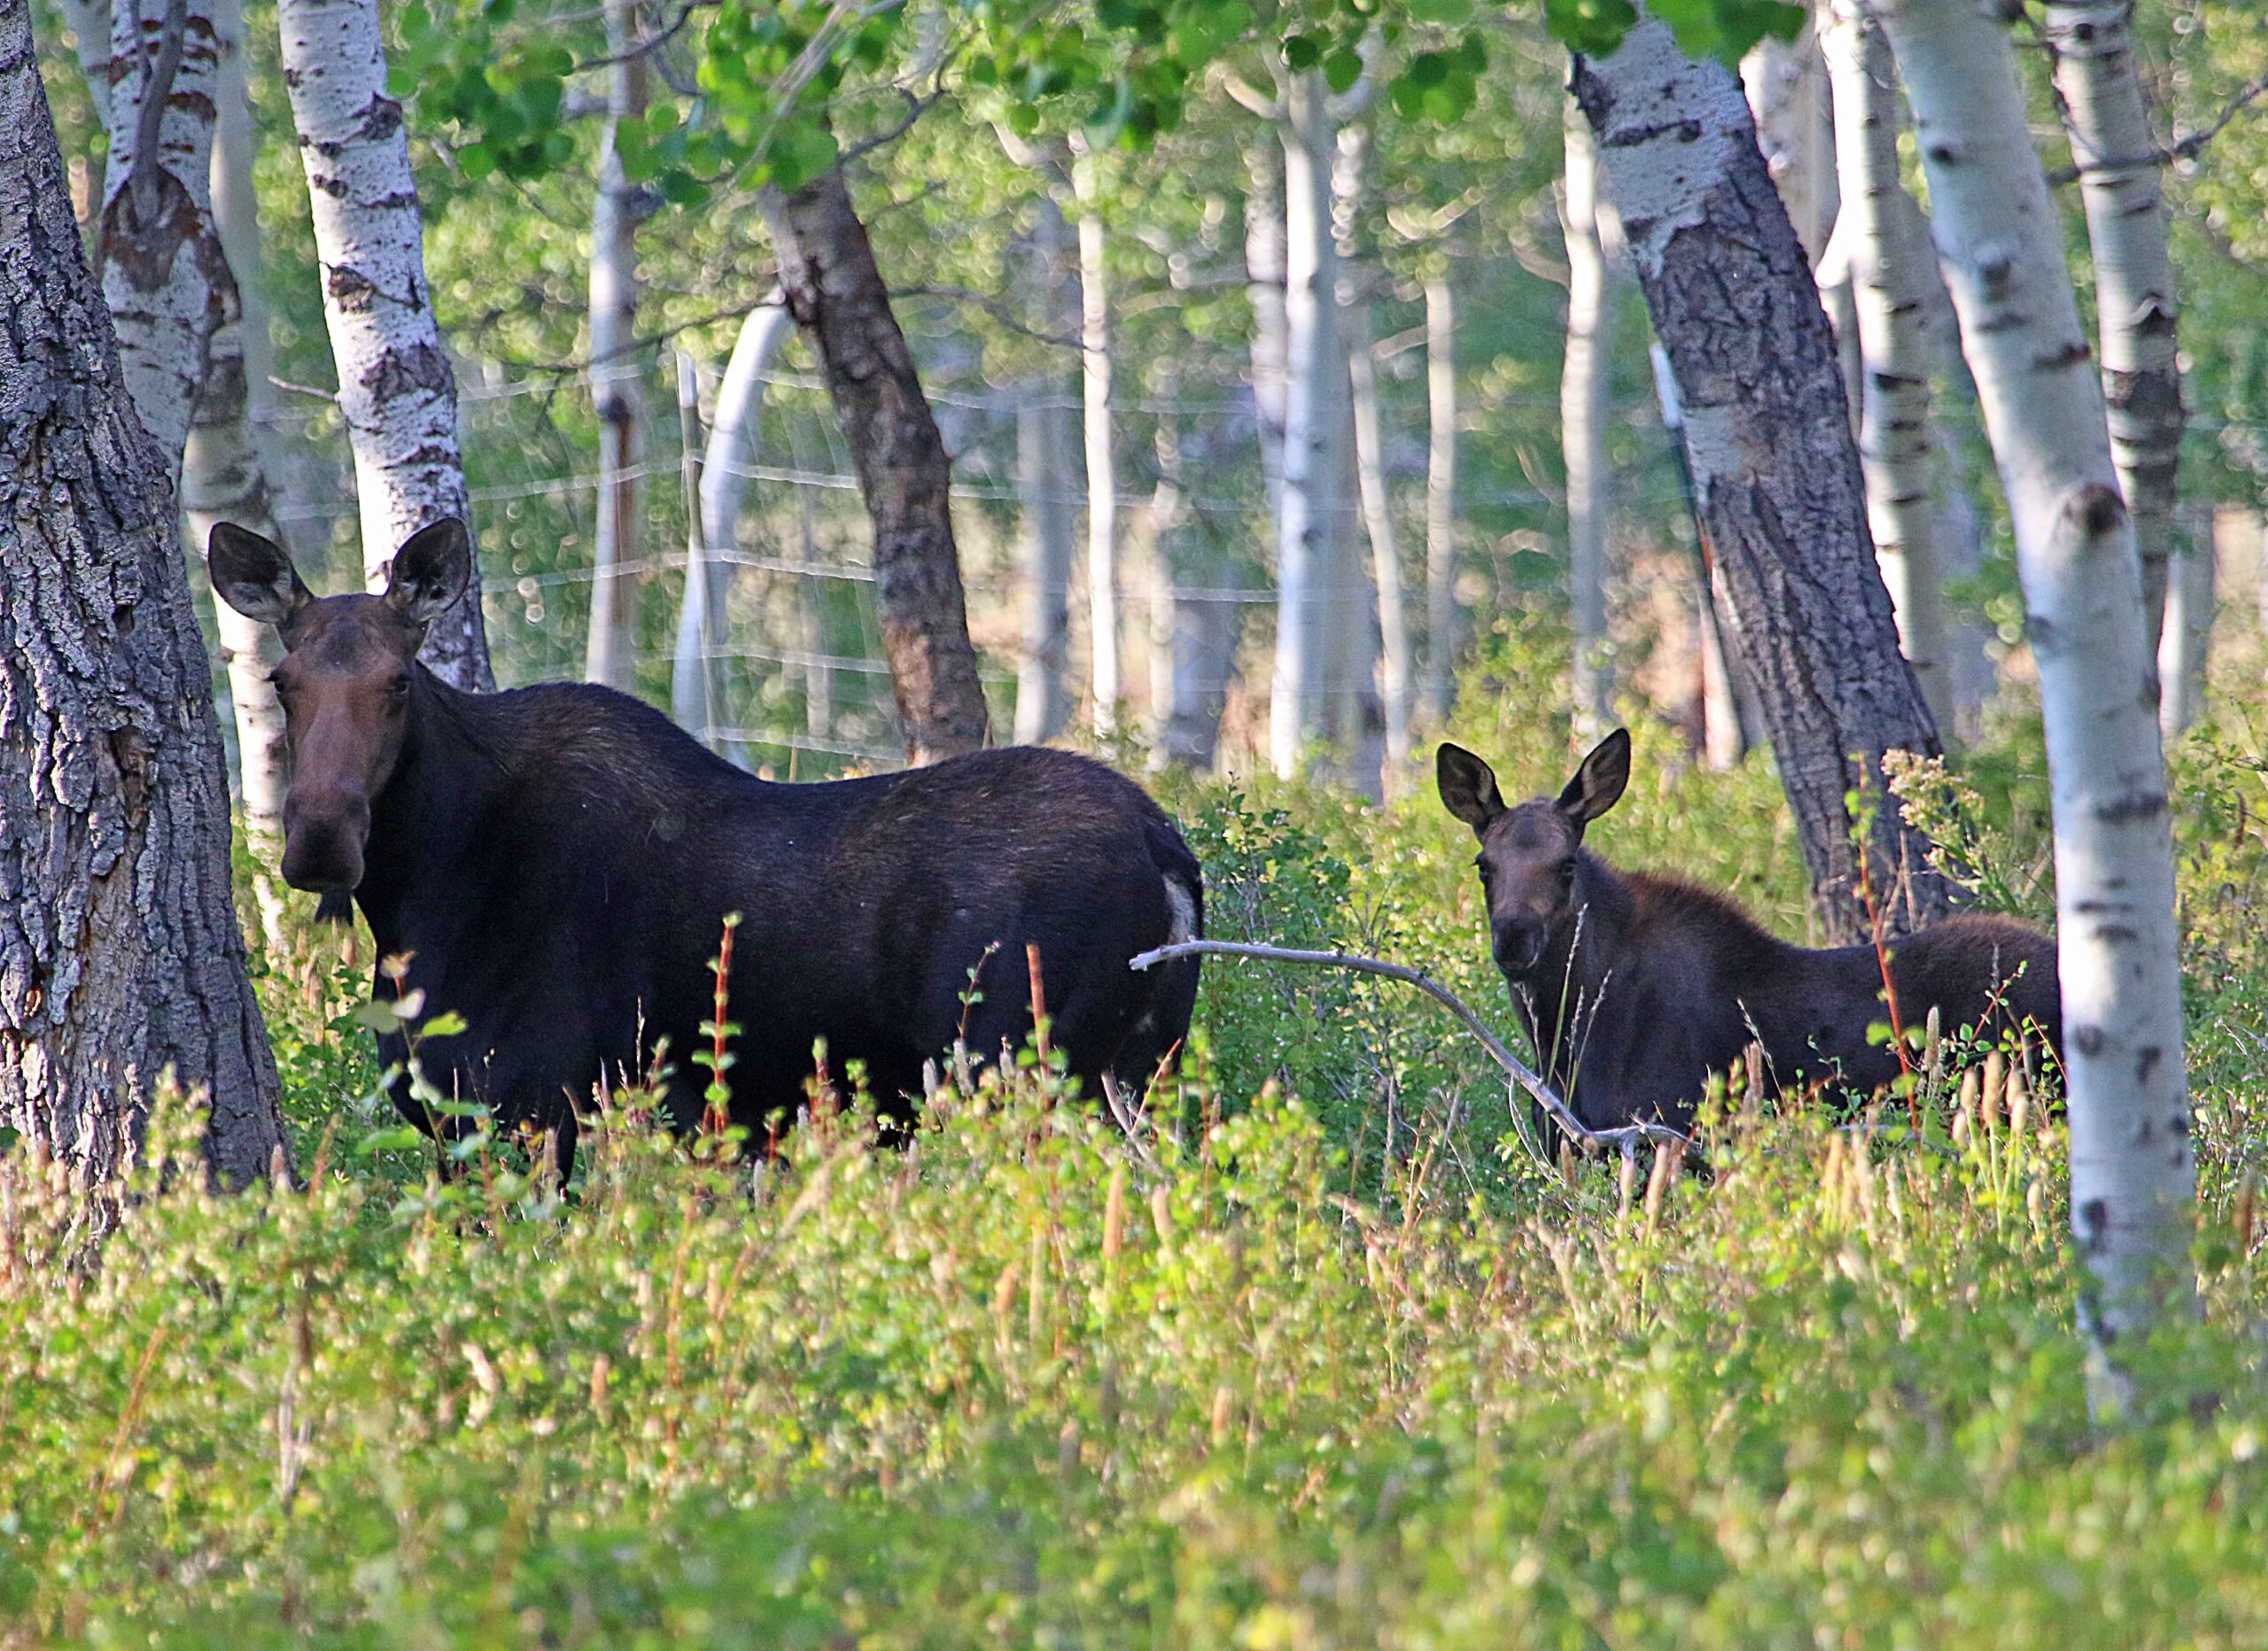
[1513,851,1635,1091]
[353,670,512,952]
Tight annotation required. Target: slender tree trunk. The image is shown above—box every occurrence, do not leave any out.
[1246,136,1288,513]
[1651,341,1750,770]
[1335,114,1410,797]
[186,0,290,942]
[1573,19,1953,939]
[61,0,110,124]
[0,5,286,1185]
[1561,91,1618,740]
[1014,372,1076,744]
[583,0,649,694]
[1144,358,1229,768]
[676,294,791,746]
[1742,17,1837,261]
[1880,0,2194,1390]
[765,158,989,762]
[1421,267,1458,727]
[1822,0,1952,730]
[2158,504,2214,738]
[98,0,222,476]
[276,0,491,688]
[1270,71,1336,779]
[1068,138,1120,737]
[2043,0,2186,652]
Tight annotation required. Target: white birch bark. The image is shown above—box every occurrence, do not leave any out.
[1334,118,1409,796]
[186,0,291,940]
[2158,505,2213,738]
[1421,267,1458,727]
[583,0,648,694]
[1070,136,1120,736]
[99,0,223,480]
[2043,0,2186,649]
[1879,0,2194,1378]
[277,0,492,689]
[1822,0,1951,729]
[1269,71,1336,779]
[1246,136,1288,513]
[1014,371,1077,745]
[61,0,110,126]
[675,295,791,741]
[1561,92,1617,739]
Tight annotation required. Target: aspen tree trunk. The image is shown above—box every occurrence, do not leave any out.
[2158,506,2213,738]
[61,0,109,123]
[1742,17,1837,261]
[1561,91,1618,740]
[1246,136,1288,511]
[1573,18,1953,939]
[2043,0,2185,649]
[765,157,990,761]
[1821,0,1952,730]
[583,0,649,694]
[1069,137,1120,736]
[1335,119,1410,795]
[1144,359,1230,768]
[1651,342,1749,770]
[186,0,291,940]
[1269,71,1336,779]
[277,0,491,688]
[0,6,286,1185]
[1014,373,1077,744]
[675,295,791,744]
[1421,267,1458,726]
[1880,0,2194,1385]
[98,0,222,476]
[1323,106,1380,794]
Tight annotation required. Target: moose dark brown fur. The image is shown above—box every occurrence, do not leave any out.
[208,519,1202,1170]
[1438,730,2060,1132]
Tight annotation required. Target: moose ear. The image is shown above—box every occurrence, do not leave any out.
[207,523,313,630]
[1556,727,1632,828]
[382,519,472,629]
[1437,743,1506,834]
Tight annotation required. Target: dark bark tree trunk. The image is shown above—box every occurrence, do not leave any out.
[1573,19,1955,940]
[765,159,989,763]
[0,5,287,1186]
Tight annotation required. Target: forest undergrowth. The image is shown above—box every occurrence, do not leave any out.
[10,625,2268,1647]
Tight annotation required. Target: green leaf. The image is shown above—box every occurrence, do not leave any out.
[1322,47,1363,95]
[351,1000,403,1035]
[1284,30,1323,71]
[419,1011,468,1040]
[1408,0,1472,21]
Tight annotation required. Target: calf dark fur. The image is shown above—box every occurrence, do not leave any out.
[209,519,1202,1169]
[1438,730,2059,1133]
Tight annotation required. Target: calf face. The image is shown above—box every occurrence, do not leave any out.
[208,520,472,895]
[1438,730,1630,981]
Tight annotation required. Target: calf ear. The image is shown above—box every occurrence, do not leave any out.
[1436,743,1506,833]
[1557,727,1632,827]
[382,519,472,629]
[207,523,312,629]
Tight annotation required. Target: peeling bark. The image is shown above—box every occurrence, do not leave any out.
[1880,0,2194,1385]
[2043,0,2185,651]
[765,157,989,762]
[1573,19,1953,939]
[276,0,491,688]
[0,2,286,1185]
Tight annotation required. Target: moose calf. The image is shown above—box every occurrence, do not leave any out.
[1438,729,2059,1133]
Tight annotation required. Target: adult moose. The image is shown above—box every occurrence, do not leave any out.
[207,519,1202,1169]
[1438,729,2059,1133]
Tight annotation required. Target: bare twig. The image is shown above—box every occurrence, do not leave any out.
[1126,939,1697,1159]
[2047,70,2268,184]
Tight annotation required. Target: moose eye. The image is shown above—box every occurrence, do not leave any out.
[385,676,412,700]
[1557,859,1578,886]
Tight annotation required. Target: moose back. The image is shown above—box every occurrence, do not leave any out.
[209,518,1203,1166]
